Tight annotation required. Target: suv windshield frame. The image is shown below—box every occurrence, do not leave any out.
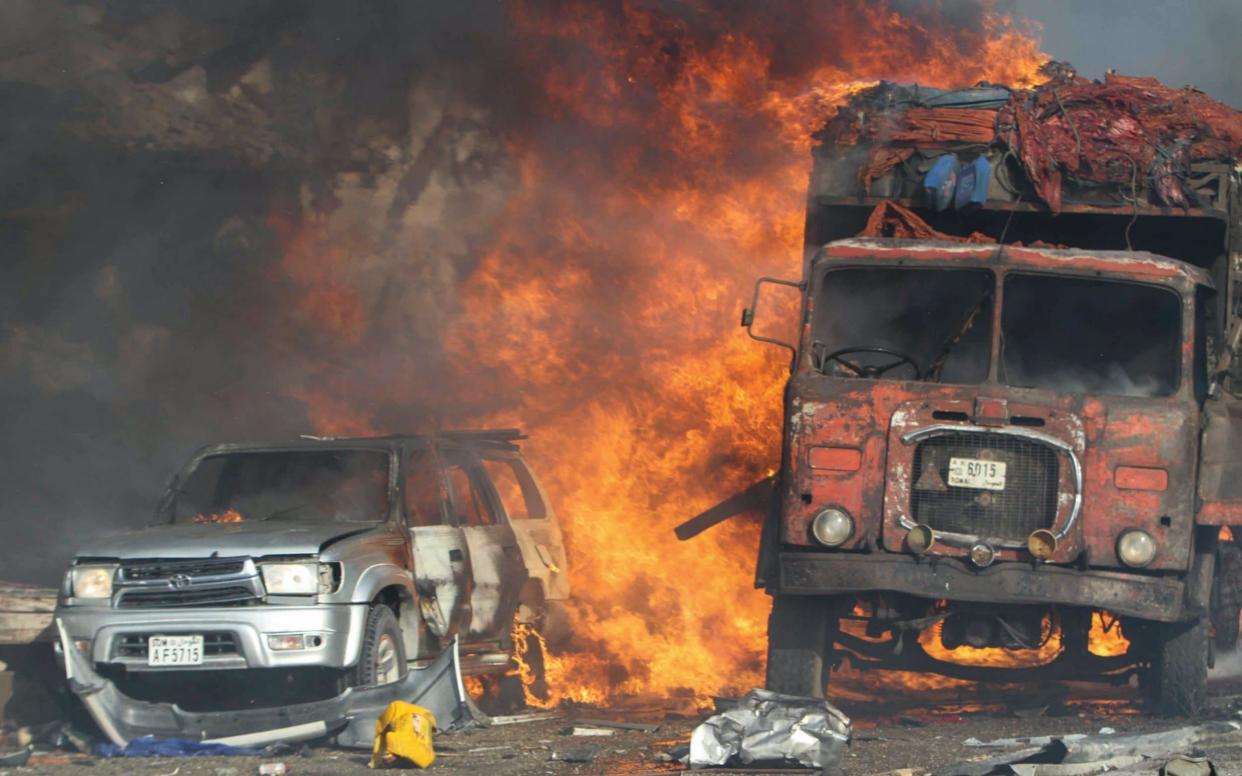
[163,446,397,526]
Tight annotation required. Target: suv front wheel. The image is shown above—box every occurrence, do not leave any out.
[354,604,408,686]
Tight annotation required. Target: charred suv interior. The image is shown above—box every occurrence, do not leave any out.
[744,77,1242,715]
[55,430,569,722]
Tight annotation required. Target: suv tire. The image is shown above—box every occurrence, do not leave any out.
[765,594,837,698]
[1150,616,1208,716]
[354,604,407,687]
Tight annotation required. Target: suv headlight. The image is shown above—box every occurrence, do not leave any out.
[261,562,322,595]
[70,565,117,599]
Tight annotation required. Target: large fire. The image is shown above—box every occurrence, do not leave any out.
[278,1,1047,705]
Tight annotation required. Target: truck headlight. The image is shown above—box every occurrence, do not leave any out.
[261,562,320,595]
[811,507,853,547]
[1117,529,1157,568]
[70,565,117,599]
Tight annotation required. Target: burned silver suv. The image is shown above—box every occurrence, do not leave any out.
[55,429,569,738]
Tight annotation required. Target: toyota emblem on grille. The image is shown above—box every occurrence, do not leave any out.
[168,574,193,590]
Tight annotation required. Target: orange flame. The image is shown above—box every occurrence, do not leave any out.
[919,616,1063,668]
[1088,611,1131,658]
[280,1,1048,705]
[190,509,245,525]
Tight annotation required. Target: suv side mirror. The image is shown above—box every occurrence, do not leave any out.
[741,276,804,369]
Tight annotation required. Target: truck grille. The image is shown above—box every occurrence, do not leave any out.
[115,557,262,608]
[911,432,1059,541]
[113,632,238,659]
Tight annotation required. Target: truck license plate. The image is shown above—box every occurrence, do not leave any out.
[948,457,1007,491]
[148,635,204,666]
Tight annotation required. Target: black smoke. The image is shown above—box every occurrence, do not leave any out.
[1,0,1238,586]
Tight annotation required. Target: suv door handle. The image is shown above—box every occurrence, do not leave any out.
[449,549,464,562]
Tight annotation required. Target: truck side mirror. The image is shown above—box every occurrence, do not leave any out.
[742,276,804,370]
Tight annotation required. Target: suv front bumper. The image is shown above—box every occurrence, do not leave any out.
[56,618,477,749]
[778,552,1186,622]
[56,603,369,672]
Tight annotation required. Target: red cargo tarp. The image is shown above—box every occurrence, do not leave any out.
[999,73,1242,212]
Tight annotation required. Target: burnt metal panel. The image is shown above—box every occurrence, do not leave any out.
[1199,394,1242,505]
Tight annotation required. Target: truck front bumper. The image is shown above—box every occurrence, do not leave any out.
[778,552,1186,622]
[56,603,368,672]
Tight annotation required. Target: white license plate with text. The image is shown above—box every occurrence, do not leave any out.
[148,635,204,666]
[947,457,1007,491]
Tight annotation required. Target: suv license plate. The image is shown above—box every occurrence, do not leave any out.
[148,635,204,666]
[948,457,1007,491]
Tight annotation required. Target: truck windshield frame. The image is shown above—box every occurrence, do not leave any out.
[168,448,394,525]
[809,263,1188,398]
[1000,273,1183,398]
[811,266,995,385]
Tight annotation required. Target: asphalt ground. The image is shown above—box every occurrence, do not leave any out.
[8,672,1242,774]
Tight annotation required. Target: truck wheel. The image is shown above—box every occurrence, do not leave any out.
[765,594,837,698]
[1149,617,1208,716]
[1212,542,1242,652]
[1212,606,1240,653]
[354,605,407,687]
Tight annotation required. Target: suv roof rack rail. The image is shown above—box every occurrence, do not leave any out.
[435,428,527,442]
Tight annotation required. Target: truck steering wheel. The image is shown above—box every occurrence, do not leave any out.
[823,347,922,380]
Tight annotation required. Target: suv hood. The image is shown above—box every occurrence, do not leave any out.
[79,521,379,560]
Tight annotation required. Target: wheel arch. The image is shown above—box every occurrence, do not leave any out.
[359,570,424,660]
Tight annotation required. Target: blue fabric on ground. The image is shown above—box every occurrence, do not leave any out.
[94,735,262,758]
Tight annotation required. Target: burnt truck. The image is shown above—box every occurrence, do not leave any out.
[742,74,1242,714]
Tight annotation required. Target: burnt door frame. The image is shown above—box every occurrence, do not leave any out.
[402,441,474,646]
[438,442,528,646]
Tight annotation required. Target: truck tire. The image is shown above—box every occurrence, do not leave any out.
[1213,542,1242,652]
[354,604,407,687]
[1149,616,1208,716]
[765,594,837,698]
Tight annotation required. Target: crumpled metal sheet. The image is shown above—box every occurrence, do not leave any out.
[688,688,850,769]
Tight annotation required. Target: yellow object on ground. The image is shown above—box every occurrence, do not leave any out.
[369,701,437,769]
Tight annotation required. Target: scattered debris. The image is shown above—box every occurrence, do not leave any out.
[571,726,615,737]
[941,717,1242,775]
[964,734,1087,749]
[488,711,561,726]
[1162,756,1218,776]
[0,747,30,767]
[689,688,851,770]
[94,735,263,758]
[555,746,598,763]
[572,717,661,732]
[257,764,287,776]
